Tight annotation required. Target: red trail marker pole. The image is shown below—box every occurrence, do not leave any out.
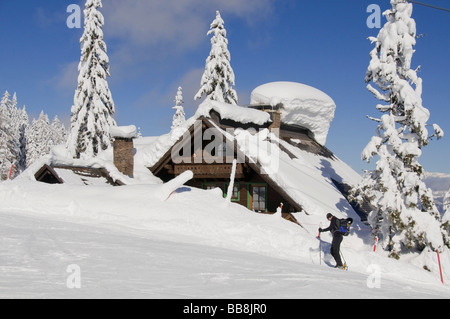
[8,164,13,180]
[373,236,378,252]
[436,249,444,284]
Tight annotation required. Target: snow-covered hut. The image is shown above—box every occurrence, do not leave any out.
[29,82,366,225]
[30,126,137,187]
[144,82,364,223]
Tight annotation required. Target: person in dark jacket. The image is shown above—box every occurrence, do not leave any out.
[319,213,344,269]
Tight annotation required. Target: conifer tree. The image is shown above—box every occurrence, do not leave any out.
[66,0,116,159]
[11,103,29,174]
[50,116,67,146]
[351,0,445,258]
[0,91,25,179]
[25,113,66,168]
[0,92,13,179]
[442,188,450,246]
[171,87,186,130]
[445,189,450,216]
[195,11,238,105]
[26,111,52,167]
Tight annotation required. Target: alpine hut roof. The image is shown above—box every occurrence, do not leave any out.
[142,99,363,218]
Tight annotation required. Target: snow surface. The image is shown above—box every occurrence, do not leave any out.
[250,82,336,146]
[5,102,450,298]
[2,136,450,298]
[0,178,449,298]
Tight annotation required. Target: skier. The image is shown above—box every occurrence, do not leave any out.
[319,213,347,269]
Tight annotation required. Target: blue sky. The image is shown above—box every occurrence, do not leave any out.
[0,0,449,174]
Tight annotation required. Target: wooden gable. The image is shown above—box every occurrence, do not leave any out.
[34,164,64,184]
[152,117,246,181]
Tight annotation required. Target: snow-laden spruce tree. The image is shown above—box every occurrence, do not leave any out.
[26,111,52,167]
[0,92,13,179]
[0,91,28,179]
[444,189,450,216]
[26,113,67,168]
[171,87,186,130]
[50,116,67,146]
[10,102,29,174]
[351,0,446,258]
[442,188,450,245]
[195,11,238,105]
[66,0,116,159]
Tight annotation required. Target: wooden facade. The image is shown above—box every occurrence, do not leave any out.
[34,164,64,184]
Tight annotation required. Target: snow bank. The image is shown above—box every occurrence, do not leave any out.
[1,177,449,297]
[251,82,336,145]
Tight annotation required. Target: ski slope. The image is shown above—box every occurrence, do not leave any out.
[0,180,449,299]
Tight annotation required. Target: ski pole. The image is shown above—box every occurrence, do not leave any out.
[340,250,347,270]
[340,251,345,264]
[318,222,322,265]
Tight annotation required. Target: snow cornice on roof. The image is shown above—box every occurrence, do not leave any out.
[195,100,271,127]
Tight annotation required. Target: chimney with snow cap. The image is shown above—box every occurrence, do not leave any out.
[268,105,282,131]
[110,125,136,177]
[247,103,282,131]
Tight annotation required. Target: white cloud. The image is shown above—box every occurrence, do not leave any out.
[53,61,79,92]
[132,67,204,113]
[58,1,275,133]
[102,0,274,51]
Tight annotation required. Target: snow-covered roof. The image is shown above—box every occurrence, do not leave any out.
[195,100,270,126]
[18,144,158,186]
[221,122,361,217]
[21,96,359,219]
[250,81,336,145]
[142,109,362,218]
